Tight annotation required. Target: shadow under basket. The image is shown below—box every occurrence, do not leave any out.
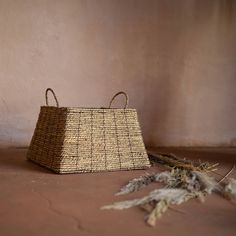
[27,88,151,174]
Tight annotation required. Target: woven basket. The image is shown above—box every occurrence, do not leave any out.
[27,88,150,174]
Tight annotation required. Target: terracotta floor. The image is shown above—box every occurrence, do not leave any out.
[0,147,236,236]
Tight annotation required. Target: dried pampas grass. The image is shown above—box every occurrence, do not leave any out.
[191,171,218,194]
[102,188,193,210]
[148,152,219,172]
[116,174,156,196]
[116,171,172,196]
[101,152,236,227]
[223,178,236,200]
[146,200,169,226]
[102,187,199,226]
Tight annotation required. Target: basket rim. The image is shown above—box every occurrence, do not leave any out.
[41,106,137,111]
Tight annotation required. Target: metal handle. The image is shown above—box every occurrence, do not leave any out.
[45,88,59,107]
[108,91,129,109]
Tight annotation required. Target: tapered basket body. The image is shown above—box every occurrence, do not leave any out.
[27,89,151,173]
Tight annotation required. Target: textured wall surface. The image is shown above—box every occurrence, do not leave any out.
[0,0,235,147]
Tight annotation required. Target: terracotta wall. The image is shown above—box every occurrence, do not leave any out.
[0,0,235,147]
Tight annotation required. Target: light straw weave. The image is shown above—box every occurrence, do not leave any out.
[27,88,150,174]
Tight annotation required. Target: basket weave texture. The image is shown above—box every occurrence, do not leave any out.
[27,89,150,173]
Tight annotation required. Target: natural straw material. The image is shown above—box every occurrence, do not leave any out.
[27,88,150,174]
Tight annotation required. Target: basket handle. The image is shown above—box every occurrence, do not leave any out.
[108,91,129,109]
[45,88,59,107]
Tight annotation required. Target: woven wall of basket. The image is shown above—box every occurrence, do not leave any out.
[27,88,151,174]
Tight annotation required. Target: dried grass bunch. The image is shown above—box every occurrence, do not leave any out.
[102,152,236,226]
